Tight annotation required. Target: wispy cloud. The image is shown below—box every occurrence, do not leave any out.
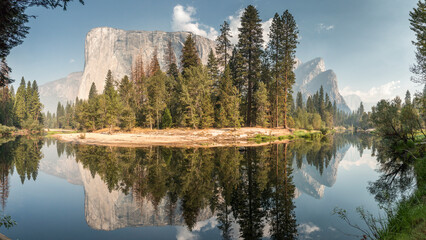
[339,146,377,170]
[341,80,401,103]
[227,9,272,47]
[69,58,75,64]
[171,5,273,47]
[316,23,334,32]
[171,5,218,40]
[176,218,218,240]
[298,222,320,239]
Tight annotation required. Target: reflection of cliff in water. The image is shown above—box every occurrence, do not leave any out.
[292,142,350,199]
[79,162,212,230]
[36,134,367,235]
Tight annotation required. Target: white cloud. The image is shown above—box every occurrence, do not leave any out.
[340,80,401,103]
[339,146,377,170]
[316,23,334,32]
[176,218,218,240]
[69,59,75,63]
[172,5,218,40]
[261,18,273,47]
[171,5,273,46]
[298,222,321,239]
[227,9,244,45]
[227,9,272,47]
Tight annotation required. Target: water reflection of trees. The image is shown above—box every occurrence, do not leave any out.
[0,133,381,239]
[0,137,44,210]
[368,137,416,206]
[72,134,365,239]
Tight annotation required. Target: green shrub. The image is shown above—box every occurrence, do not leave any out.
[0,124,16,137]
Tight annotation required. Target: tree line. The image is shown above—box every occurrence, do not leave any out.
[0,75,43,131]
[42,5,362,132]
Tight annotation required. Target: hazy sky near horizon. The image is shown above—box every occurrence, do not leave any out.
[7,0,421,103]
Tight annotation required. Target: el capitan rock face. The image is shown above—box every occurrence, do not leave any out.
[294,58,351,113]
[77,27,217,99]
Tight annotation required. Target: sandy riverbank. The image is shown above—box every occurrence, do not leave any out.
[51,127,293,147]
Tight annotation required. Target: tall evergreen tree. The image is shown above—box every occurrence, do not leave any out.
[147,71,167,129]
[268,13,285,127]
[29,80,42,122]
[88,82,97,100]
[296,92,303,110]
[181,34,200,76]
[165,39,179,80]
[13,78,27,126]
[216,21,232,69]
[207,49,219,85]
[103,70,120,133]
[254,81,270,127]
[238,5,264,126]
[281,10,299,128]
[178,66,214,128]
[409,0,426,84]
[216,66,241,128]
[229,47,245,94]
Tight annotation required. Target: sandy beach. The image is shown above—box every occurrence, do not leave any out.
[51,127,293,147]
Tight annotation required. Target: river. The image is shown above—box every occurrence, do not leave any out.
[0,134,397,239]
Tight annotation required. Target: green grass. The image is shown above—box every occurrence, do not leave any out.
[248,129,325,143]
[45,130,79,136]
[249,134,278,143]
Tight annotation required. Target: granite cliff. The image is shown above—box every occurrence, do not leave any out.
[77,27,217,99]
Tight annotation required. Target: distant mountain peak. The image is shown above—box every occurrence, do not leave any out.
[294,58,350,113]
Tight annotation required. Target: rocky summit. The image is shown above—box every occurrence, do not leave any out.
[294,58,351,113]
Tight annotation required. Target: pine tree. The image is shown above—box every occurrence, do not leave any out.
[25,81,32,120]
[254,81,269,127]
[216,21,232,69]
[181,34,200,76]
[207,49,219,86]
[216,66,241,128]
[409,0,426,84]
[161,108,172,129]
[178,66,214,128]
[281,10,299,128]
[268,13,284,127]
[405,90,412,105]
[296,92,303,110]
[238,5,264,126]
[13,78,27,126]
[164,38,179,80]
[229,47,245,94]
[88,82,97,100]
[118,75,135,107]
[103,70,120,133]
[29,80,42,122]
[146,71,167,129]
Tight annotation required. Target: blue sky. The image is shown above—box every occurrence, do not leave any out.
[7,0,420,103]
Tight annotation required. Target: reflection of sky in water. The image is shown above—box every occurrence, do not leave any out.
[2,141,383,240]
[295,146,381,240]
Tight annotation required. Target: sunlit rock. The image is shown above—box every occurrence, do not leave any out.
[77,27,217,100]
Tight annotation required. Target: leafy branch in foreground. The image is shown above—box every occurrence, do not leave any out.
[333,206,389,240]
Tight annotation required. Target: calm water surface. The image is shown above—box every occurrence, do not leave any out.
[0,134,392,239]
